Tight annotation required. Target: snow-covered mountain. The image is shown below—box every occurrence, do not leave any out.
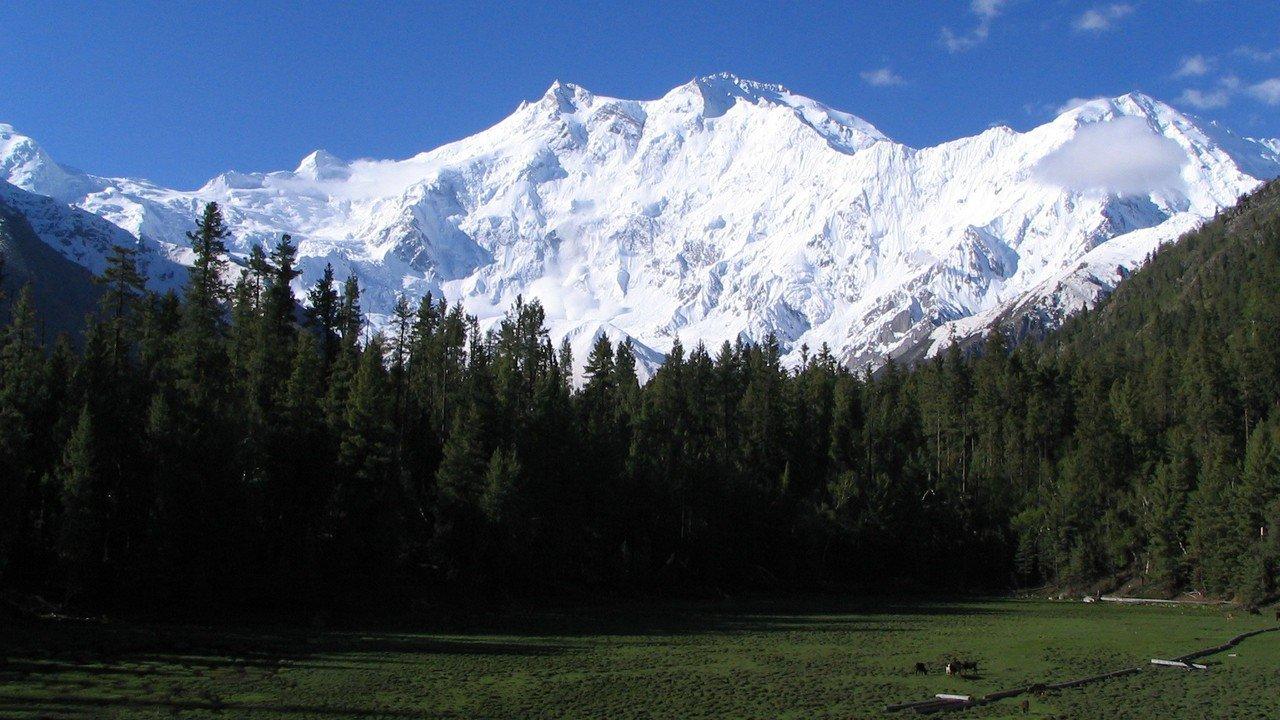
[3,74,1279,374]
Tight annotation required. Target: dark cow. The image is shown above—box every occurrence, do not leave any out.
[1020,699,1030,714]
[914,662,928,675]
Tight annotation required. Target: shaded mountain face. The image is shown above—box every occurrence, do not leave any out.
[0,181,105,342]
[2,76,1278,376]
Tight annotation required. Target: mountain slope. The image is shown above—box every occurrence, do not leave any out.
[1053,177,1280,358]
[0,182,104,341]
[2,78,1277,373]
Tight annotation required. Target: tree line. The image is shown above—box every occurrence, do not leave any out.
[1,182,1278,615]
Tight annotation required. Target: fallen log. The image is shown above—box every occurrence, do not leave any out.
[1174,627,1279,663]
[1097,596,1228,606]
[1151,659,1207,670]
[885,626,1278,715]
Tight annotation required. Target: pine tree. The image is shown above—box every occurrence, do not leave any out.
[96,244,148,368]
[185,202,232,316]
[307,263,341,369]
[1234,419,1280,604]
[169,202,243,607]
[337,272,363,347]
[433,400,491,582]
[333,335,400,591]
[0,288,49,581]
[1139,431,1193,592]
[56,405,108,589]
[178,203,234,400]
[480,445,522,525]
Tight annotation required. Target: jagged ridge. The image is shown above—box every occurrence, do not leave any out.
[1,78,1278,377]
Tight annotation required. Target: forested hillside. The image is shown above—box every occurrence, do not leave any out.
[1,184,1278,616]
[1025,179,1280,602]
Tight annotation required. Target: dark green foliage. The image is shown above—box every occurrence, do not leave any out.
[6,184,1280,614]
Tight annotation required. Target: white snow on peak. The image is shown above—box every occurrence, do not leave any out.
[660,73,889,153]
[1,80,1278,376]
[0,124,98,203]
[295,149,350,181]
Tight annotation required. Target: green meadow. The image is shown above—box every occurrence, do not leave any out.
[2,599,1276,719]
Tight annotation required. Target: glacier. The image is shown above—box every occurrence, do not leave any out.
[2,73,1279,376]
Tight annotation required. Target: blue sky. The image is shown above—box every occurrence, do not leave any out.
[1,0,1277,189]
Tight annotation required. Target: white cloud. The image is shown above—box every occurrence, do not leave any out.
[1247,78,1280,105]
[1033,116,1187,196]
[1074,4,1135,32]
[860,67,905,87]
[1179,87,1232,109]
[264,155,447,202]
[940,0,1008,53]
[1173,55,1211,78]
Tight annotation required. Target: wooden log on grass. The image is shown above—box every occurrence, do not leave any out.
[884,695,972,713]
[884,698,944,712]
[1151,658,1207,670]
[1042,666,1139,691]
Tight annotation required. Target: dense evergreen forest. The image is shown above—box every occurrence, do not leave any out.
[1,182,1279,616]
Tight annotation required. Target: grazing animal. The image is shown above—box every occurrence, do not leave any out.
[1020,698,1030,714]
[945,662,957,676]
[914,662,928,675]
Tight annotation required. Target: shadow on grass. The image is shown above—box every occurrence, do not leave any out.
[1,619,572,717]
[0,597,1009,717]
[0,692,471,718]
[438,596,1004,637]
[0,618,573,685]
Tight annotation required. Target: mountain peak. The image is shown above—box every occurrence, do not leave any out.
[295,149,350,180]
[673,73,790,118]
[0,122,94,202]
[1054,92,1179,124]
[540,80,595,113]
[692,72,789,99]
[665,73,888,152]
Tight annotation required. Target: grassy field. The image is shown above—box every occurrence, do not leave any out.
[1,598,1276,719]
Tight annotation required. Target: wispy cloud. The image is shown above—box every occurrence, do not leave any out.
[860,67,905,87]
[1055,96,1108,114]
[940,0,1008,53]
[1247,78,1280,105]
[1179,87,1231,109]
[1074,4,1134,32]
[1235,45,1280,63]
[1173,55,1211,79]
[1174,74,1280,110]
